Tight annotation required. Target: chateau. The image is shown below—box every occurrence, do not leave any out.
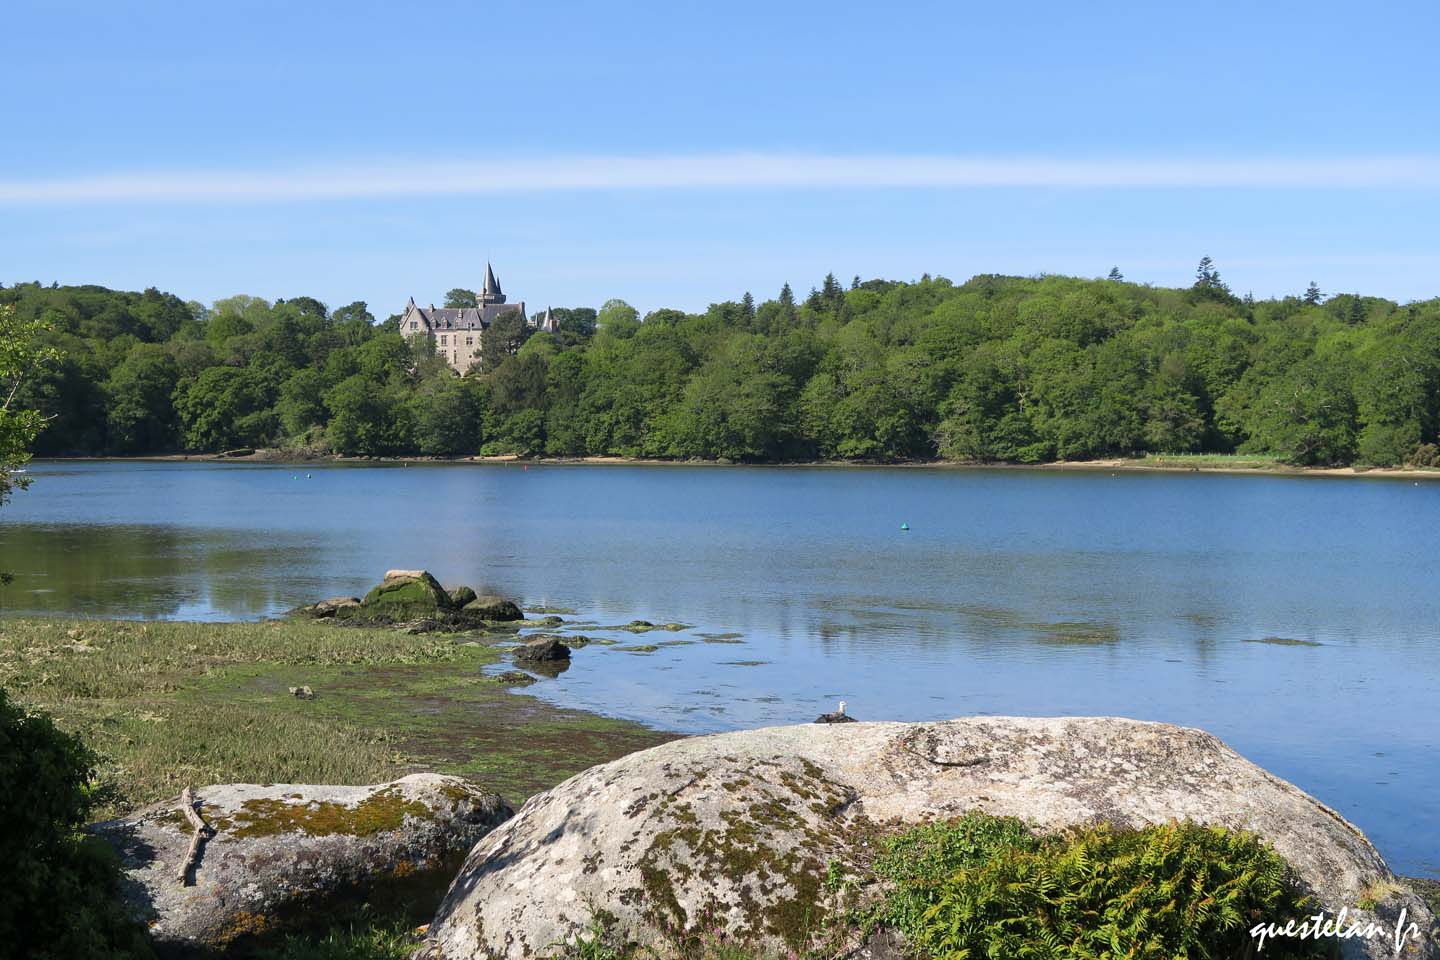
[400,264,558,373]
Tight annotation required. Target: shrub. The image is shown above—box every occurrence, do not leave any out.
[0,687,153,960]
[869,814,1326,960]
[1407,442,1440,468]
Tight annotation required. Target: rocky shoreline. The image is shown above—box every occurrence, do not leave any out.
[10,570,1426,958]
[68,572,1434,958]
[93,717,1438,959]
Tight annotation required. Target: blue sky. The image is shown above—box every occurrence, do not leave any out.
[3,0,1440,315]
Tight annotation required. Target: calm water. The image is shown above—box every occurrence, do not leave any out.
[3,460,1438,876]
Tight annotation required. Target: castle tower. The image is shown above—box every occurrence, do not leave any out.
[478,262,506,306]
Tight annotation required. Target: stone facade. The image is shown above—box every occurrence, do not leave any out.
[399,264,559,374]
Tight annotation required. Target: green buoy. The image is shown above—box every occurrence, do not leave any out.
[900,522,910,531]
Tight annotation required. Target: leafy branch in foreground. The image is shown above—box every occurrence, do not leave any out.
[0,303,59,508]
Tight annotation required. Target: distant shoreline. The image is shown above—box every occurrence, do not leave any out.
[34,451,1440,481]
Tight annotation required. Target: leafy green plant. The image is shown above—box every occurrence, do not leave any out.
[871,815,1327,960]
[251,914,420,960]
[0,687,154,960]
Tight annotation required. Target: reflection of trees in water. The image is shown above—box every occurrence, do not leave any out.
[0,524,310,619]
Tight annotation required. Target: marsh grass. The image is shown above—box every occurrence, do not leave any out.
[1141,452,1286,469]
[0,618,672,819]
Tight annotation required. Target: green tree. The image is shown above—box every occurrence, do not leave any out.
[480,310,531,372]
[324,375,409,455]
[277,369,329,439]
[596,299,640,335]
[1,305,60,506]
[410,376,485,456]
[104,345,181,452]
[174,366,279,451]
[444,288,478,309]
[1190,256,1232,300]
[1303,281,1323,305]
[1243,357,1358,465]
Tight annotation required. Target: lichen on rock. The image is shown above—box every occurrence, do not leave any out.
[92,773,511,956]
[422,718,1437,960]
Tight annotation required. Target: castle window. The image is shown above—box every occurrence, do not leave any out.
[465,336,474,346]
[409,321,418,330]
[440,335,448,346]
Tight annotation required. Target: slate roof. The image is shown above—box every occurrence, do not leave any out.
[404,300,525,331]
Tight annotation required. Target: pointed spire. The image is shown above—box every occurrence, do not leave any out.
[478,262,506,305]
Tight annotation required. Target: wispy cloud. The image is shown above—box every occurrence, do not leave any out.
[5,153,1440,204]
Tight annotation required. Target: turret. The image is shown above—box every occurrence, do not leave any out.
[479,263,506,306]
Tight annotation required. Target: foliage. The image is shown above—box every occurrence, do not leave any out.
[0,687,154,960]
[252,914,419,960]
[867,814,1326,960]
[0,303,60,505]
[7,265,1440,467]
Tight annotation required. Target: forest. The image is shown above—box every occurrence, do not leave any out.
[4,262,1439,467]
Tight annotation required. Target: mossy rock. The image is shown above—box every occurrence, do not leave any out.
[93,774,511,955]
[463,596,524,621]
[424,717,1436,960]
[363,571,453,612]
[488,670,538,687]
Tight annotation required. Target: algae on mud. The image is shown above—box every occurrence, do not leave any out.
[0,617,675,819]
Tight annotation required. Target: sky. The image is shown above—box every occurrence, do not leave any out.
[3,0,1440,316]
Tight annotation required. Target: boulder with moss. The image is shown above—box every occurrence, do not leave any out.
[93,773,511,957]
[361,570,453,612]
[448,585,478,608]
[463,595,524,621]
[422,718,1434,960]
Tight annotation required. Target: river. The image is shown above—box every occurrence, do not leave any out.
[2,459,1436,876]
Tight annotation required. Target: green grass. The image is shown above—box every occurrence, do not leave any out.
[0,616,677,958]
[1141,452,1286,469]
[0,617,673,819]
[251,914,421,960]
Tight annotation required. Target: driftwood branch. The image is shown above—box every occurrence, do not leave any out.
[175,786,213,885]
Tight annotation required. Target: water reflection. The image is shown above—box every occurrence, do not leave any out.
[1,460,1438,875]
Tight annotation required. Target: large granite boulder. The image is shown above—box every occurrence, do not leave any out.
[94,773,510,956]
[424,718,1434,960]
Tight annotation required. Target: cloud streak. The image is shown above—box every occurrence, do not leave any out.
[5,153,1440,204]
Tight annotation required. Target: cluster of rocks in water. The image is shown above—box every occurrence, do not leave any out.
[92,715,1437,959]
[293,569,523,628]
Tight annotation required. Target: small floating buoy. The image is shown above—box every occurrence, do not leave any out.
[900,522,910,531]
[306,473,312,479]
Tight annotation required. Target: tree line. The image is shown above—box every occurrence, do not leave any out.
[4,262,1439,467]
